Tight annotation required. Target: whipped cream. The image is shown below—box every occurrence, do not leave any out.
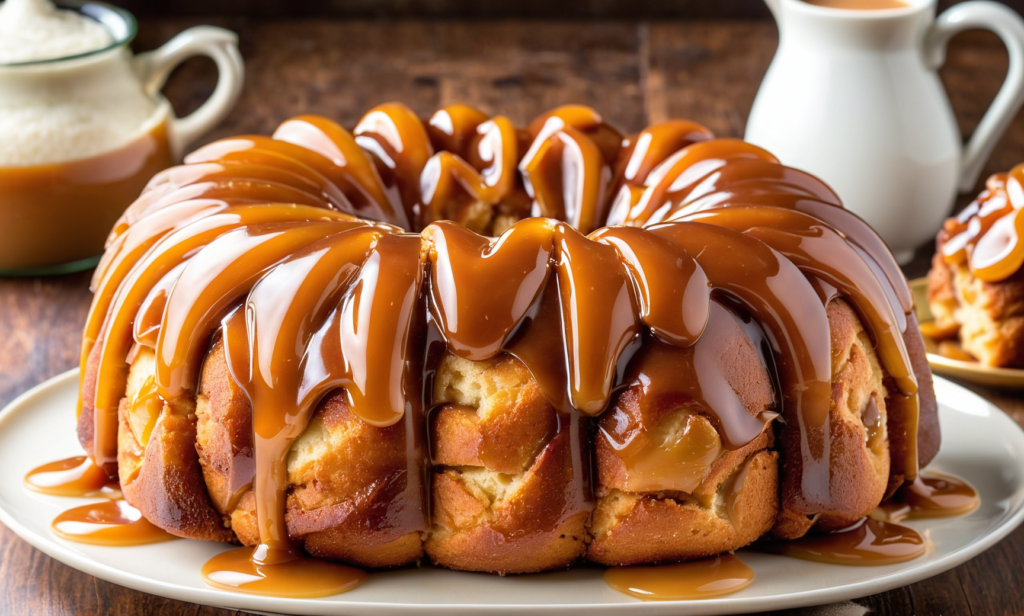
[0,0,113,64]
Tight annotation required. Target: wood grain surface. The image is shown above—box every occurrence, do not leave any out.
[1,18,1022,616]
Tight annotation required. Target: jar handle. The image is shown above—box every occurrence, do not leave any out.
[133,26,245,159]
[925,1,1024,192]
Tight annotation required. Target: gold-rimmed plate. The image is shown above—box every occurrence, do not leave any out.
[910,277,1024,388]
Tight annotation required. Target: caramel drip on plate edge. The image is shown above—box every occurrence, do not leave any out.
[874,473,980,522]
[25,455,119,499]
[64,103,949,598]
[759,518,927,566]
[25,456,174,546]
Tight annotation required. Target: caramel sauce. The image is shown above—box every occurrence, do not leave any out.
[51,500,175,546]
[875,473,979,522]
[939,167,1024,282]
[762,518,926,565]
[74,103,933,591]
[603,554,754,601]
[25,456,119,498]
[918,319,959,341]
[201,546,365,598]
[802,0,909,9]
[0,120,173,271]
[937,341,976,363]
[598,303,776,493]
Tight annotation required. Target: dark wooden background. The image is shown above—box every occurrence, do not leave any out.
[3,4,1024,615]
[103,0,1024,19]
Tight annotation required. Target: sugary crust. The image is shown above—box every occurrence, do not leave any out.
[195,339,254,515]
[589,301,778,562]
[431,354,557,475]
[819,300,890,529]
[426,448,590,574]
[927,251,959,331]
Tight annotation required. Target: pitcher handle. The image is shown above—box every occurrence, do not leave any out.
[133,26,245,160]
[926,1,1024,193]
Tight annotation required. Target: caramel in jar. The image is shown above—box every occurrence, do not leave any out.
[0,120,173,272]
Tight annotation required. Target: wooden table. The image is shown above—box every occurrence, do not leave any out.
[1,18,1022,616]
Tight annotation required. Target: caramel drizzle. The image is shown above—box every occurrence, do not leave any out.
[79,103,925,568]
[760,517,927,565]
[940,165,1024,282]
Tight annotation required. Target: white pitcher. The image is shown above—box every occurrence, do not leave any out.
[745,0,1024,264]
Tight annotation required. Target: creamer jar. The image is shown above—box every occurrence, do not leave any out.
[0,0,243,274]
[745,0,1024,264]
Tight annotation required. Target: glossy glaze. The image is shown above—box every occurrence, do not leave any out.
[51,500,175,546]
[875,473,979,522]
[74,103,930,594]
[201,546,366,598]
[25,455,119,498]
[939,167,1024,282]
[761,518,926,565]
[603,554,754,601]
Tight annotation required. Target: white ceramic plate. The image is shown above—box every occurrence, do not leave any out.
[1,370,1023,615]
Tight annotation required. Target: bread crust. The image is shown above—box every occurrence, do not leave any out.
[116,341,425,568]
[104,298,928,570]
[227,388,426,569]
[117,348,233,542]
[77,337,108,474]
[589,300,779,561]
[773,300,893,538]
[587,450,778,565]
[425,353,590,574]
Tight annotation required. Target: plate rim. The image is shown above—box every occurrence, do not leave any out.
[1,369,1023,615]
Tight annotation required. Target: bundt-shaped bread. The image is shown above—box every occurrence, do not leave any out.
[77,103,939,575]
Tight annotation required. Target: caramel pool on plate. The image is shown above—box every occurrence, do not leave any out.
[603,554,754,600]
[25,455,119,498]
[51,500,175,546]
[202,546,366,598]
